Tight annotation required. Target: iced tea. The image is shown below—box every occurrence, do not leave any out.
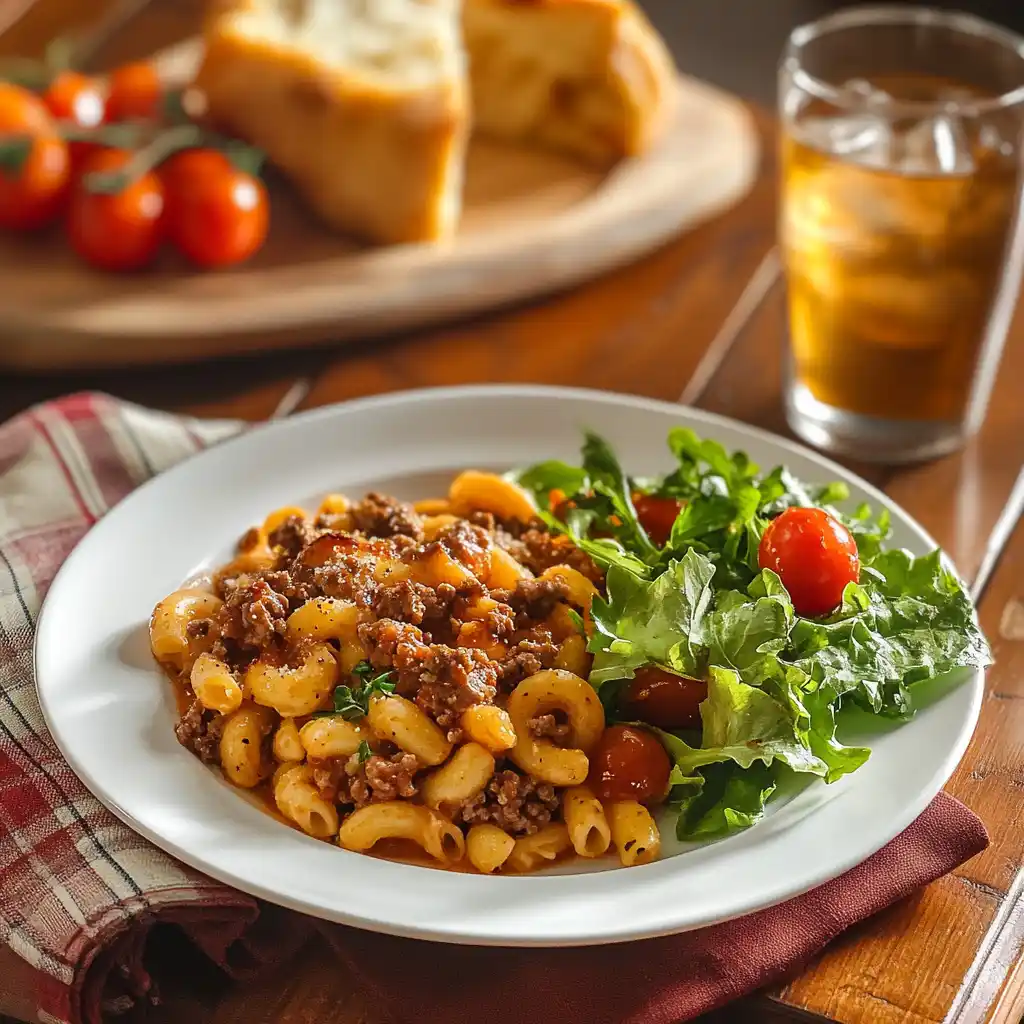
[782,76,1020,423]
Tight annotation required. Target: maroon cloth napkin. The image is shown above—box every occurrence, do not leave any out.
[323,792,986,1024]
[0,394,988,1024]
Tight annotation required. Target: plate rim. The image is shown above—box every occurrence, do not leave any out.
[33,384,984,946]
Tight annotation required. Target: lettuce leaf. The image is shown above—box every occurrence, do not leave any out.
[589,549,715,684]
[792,549,991,718]
[513,428,991,843]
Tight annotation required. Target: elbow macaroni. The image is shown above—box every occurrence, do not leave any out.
[273,763,339,838]
[448,470,536,523]
[507,670,605,786]
[246,643,339,717]
[273,718,306,763]
[160,480,680,877]
[298,716,369,760]
[219,704,276,789]
[466,824,515,874]
[505,823,573,873]
[339,803,465,865]
[460,705,517,753]
[563,785,612,858]
[150,589,222,670]
[367,695,452,765]
[422,743,495,809]
[607,801,661,866]
[286,598,369,674]
[190,653,243,714]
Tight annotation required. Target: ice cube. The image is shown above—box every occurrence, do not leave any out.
[838,78,893,106]
[898,116,975,176]
[796,113,891,163]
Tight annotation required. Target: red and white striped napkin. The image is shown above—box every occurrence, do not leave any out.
[0,392,989,1024]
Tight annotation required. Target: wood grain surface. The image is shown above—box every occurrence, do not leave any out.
[0,35,757,369]
[1,2,1024,1024]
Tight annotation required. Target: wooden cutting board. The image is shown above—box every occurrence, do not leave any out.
[0,39,759,370]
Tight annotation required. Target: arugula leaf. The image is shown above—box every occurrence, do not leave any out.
[356,740,373,763]
[579,432,658,560]
[513,460,588,509]
[313,665,396,720]
[588,549,716,685]
[536,506,653,579]
[666,427,759,494]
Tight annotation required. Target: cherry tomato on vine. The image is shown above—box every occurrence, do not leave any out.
[0,83,69,230]
[106,62,163,122]
[162,149,269,268]
[42,71,107,177]
[633,494,684,546]
[758,506,859,618]
[623,666,707,731]
[67,148,164,270]
[588,725,671,804]
[42,71,105,127]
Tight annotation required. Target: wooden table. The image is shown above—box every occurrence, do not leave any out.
[3,1,1024,1022]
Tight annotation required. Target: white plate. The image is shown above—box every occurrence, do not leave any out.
[35,386,983,946]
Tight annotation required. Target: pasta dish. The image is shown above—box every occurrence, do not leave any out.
[150,429,990,874]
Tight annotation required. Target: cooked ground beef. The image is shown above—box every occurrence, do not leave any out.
[428,519,491,575]
[309,756,349,803]
[312,752,421,807]
[358,618,430,685]
[372,580,458,625]
[358,619,498,737]
[220,576,290,650]
[497,577,571,623]
[466,510,497,532]
[267,514,316,561]
[456,769,560,836]
[415,646,498,738]
[528,712,571,743]
[350,492,424,541]
[495,526,602,585]
[495,636,561,691]
[175,700,225,764]
[185,618,211,640]
[480,600,516,639]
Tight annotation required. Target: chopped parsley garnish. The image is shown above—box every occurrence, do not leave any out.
[313,662,396,720]
[356,740,373,763]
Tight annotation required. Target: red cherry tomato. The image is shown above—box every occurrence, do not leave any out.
[162,149,268,268]
[589,725,671,804]
[106,62,163,122]
[623,666,707,731]
[633,494,684,546]
[42,71,107,177]
[67,149,164,271]
[42,71,105,127]
[758,507,859,618]
[0,83,69,230]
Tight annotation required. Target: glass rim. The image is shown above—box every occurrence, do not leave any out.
[783,5,1024,117]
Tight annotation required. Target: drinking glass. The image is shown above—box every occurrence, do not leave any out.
[779,7,1024,463]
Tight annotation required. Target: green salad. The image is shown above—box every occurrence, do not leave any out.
[514,428,992,840]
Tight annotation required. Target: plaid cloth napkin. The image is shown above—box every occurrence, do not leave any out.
[0,392,989,1024]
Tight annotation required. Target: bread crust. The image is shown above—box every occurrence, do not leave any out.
[463,0,677,167]
[195,2,469,245]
